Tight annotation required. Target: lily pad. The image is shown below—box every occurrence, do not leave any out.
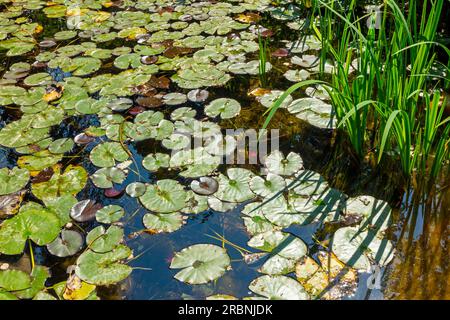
[47,229,84,258]
[143,212,185,233]
[264,151,303,176]
[170,244,231,285]
[0,205,60,255]
[215,168,255,203]
[249,275,309,300]
[0,167,30,196]
[91,167,127,189]
[126,182,147,198]
[90,142,130,168]
[95,205,125,224]
[75,244,132,286]
[205,98,241,119]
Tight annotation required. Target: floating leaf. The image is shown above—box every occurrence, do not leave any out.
[142,153,170,172]
[143,212,185,233]
[264,151,303,176]
[90,142,130,168]
[0,167,30,196]
[70,200,102,223]
[139,179,187,213]
[0,205,60,255]
[86,225,124,253]
[215,168,255,203]
[47,229,84,258]
[75,244,132,285]
[126,182,147,198]
[249,275,309,300]
[91,167,127,189]
[32,165,87,201]
[170,244,231,285]
[205,98,241,119]
[96,205,124,224]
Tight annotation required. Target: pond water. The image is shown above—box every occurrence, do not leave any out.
[0,0,448,300]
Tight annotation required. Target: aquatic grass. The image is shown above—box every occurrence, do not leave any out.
[257,32,269,87]
[263,0,450,184]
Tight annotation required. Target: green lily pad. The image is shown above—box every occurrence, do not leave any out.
[264,151,303,176]
[170,244,231,285]
[91,167,127,189]
[0,205,61,255]
[0,269,31,292]
[332,226,395,270]
[142,153,170,172]
[215,168,255,203]
[15,266,50,299]
[205,98,241,119]
[32,165,87,201]
[242,202,276,236]
[0,167,30,196]
[126,182,147,198]
[250,173,286,198]
[90,142,130,168]
[86,225,124,253]
[96,205,125,224]
[75,244,132,286]
[139,179,188,213]
[143,212,185,233]
[249,275,309,300]
[48,138,74,154]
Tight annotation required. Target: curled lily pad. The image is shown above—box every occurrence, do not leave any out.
[75,244,132,286]
[249,275,309,300]
[142,153,170,171]
[170,244,231,285]
[205,98,241,119]
[70,200,102,223]
[0,167,30,196]
[91,167,127,189]
[250,173,286,198]
[96,205,125,224]
[190,177,219,196]
[126,182,146,198]
[139,179,187,213]
[264,151,303,176]
[90,142,130,168]
[47,229,84,258]
[215,168,255,203]
[143,212,185,233]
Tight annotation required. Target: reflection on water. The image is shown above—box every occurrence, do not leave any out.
[385,181,450,299]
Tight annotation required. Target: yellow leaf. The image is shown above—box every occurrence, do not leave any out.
[63,281,96,300]
[34,24,43,34]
